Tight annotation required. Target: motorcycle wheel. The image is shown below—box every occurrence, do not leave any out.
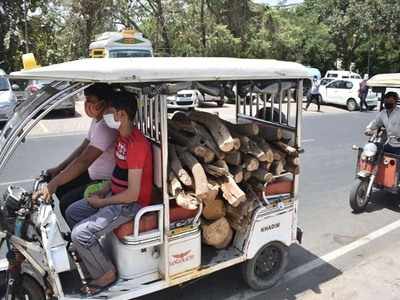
[349,178,370,213]
[13,275,45,300]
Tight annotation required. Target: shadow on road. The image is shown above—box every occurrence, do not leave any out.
[142,244,342,300]
[362,190,400,214]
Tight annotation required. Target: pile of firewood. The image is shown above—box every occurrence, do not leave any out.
[167,110,299,249]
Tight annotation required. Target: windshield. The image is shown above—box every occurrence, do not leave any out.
[0,78,10,91]
[0,81,90,173]
[109,49,152,58]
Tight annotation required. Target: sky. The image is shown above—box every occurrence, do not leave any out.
[253,0,304,6]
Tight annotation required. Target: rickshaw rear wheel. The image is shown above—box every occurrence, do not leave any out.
[349,178,369,213]
[242,242,288,290]
[13,275,45,300]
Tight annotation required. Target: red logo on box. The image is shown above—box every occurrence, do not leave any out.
[170,250,195,266]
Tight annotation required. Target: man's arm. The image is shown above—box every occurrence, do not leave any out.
[365,112,384,134]
[50,145,103,187]
[49,139,90,175]
[100,169,142,206]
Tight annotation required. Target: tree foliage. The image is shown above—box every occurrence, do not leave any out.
[1,0,400,75]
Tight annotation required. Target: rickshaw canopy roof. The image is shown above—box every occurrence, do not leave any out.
[10,57,310,83]
[367,73,400,88]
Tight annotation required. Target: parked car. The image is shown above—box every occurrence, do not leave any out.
[167,89,204,110]
[25,80,76,115]
[0,70,17,122]
[324,70,361,79]
[318,79,378,111]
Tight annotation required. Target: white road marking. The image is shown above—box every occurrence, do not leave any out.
[283,218,400,283]
[38,121,49,133]
[0,179,34,187]
[302,139,316,143]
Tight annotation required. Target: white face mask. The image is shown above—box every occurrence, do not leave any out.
[103,113,121,129]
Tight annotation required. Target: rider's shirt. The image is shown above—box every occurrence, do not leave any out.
[111,127,153,207]
[87,119,118,180]
[367,107,400,144]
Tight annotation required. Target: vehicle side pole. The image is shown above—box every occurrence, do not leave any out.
[293,79,303,242]
[160,95,170,281]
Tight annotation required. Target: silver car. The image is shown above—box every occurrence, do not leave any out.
[25,80,76,116]
[0,73,17,122]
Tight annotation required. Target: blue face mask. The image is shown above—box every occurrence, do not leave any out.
[103,113,121,129]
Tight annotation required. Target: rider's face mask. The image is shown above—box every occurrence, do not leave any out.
[103,112,121,129]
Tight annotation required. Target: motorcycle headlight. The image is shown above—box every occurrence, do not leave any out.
[362,143,378,157]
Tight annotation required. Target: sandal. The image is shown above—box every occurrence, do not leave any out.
[80,279,116,296]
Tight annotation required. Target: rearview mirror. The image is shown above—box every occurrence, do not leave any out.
[11,84,20,91]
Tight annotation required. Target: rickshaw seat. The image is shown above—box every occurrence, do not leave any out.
[114,202,197,240]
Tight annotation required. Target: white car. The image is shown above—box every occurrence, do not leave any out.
[324,70,361,79]
[0,70,17,122]
[318,79,378,111]
[167,89,204,109]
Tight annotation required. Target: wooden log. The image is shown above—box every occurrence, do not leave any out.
[232,138,241,151]
[253,136,274,163]
[252,169,273,183]
[286,162,300,175]
[259,162,272,172]
[177,147,210,201]
[223,120,259,136]
[271,160,286,176]
[168,125,215,163]
[202,197,226,221]
[271,147,287,161]
[169,144,193,187]
[226,192,259,232]
[168,171,199,210]
[243,154,259,172]
[215,160,229,172]
[202,217,233,249]
[247,178,265,192]
[219,176,246,207]
[286,156,300,166]
[203,164,230,177]
[188,110,235,152]
[192,122,226,160]
[243,170,252,182]
[225,151,242,166]
[260,126,283,142]
[229,165,243,183]
[273,141,298,156]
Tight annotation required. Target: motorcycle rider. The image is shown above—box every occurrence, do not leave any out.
[365,91,400,154]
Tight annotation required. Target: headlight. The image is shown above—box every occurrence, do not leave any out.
[362,143,377,157]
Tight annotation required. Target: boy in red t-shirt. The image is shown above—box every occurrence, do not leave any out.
[65,91,152,296]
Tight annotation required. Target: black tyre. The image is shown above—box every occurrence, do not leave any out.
[368,105,377,111]
[13,275,45,300]
[347,98,358,111]
[217,100,224,107]
[242,242,289,290]
[349,178,369,213]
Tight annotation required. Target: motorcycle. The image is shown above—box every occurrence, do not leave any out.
[350,128,400,213]
[0,171,72,299]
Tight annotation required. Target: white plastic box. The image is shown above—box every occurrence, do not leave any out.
[160,229,201,276]
[108,233,160,280]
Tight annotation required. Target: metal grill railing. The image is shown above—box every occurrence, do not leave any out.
[136,93,162,143]
[236,80,300,132]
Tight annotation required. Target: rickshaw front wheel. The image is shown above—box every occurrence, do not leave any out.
[349,178,369,213]
[242,242,288,290]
